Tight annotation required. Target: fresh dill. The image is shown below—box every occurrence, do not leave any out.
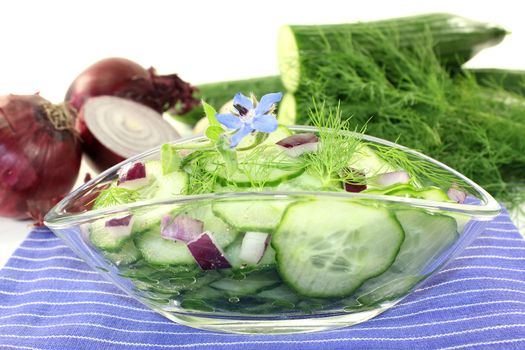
[93,187,141,209]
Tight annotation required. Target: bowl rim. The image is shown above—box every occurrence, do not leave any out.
[44,125,501,227]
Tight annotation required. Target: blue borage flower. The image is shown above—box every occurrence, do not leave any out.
[216,92,282,147]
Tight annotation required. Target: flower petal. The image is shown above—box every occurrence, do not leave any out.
[252,114,278,133]
[230,125,254,148]
[233,92,253,114]
[216,113,243,129]
[255,92,283,115]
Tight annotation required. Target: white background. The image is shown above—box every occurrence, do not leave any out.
[1,0,524,266]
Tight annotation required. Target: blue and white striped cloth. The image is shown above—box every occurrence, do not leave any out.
[0,208,524,350]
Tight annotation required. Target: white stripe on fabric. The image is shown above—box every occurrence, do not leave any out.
[440,338,525,350]
[0,301,154,313]
[0,277,110,285]
[1,325,525,346]
[2,266,97,274]
[24,237,61,242]
[476,236,524,242]
[455,255,525,261]
[0,345,44,350]
[438,265,525,275]
[414,277,525,293]
[0,312,173,325]
[368,300,525,322]
[485,227,520,233]
[10,255,83,262]
[17,245,68,251]
[465,245,525,250]
[0,289,129,298]
[397,288,525,308]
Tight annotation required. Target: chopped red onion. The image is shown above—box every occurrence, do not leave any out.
[187,232,231,270]
[447,187,467,204]
[343,168,367,193]
[117,162,149,190]
[160,214,203,243]
[239,232,270,264]
[104,214,134,238]
[276,133,319,157]
[376,171,410,187]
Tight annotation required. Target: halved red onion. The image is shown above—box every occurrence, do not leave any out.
[187,232,231,270]
[160,214,203,243]
[376,171,410,187]
[117,162,149,190]
[78,96,180,172]
[239,232,270,264]
[105,214,134,238]
[447,187,467,204]
[276,133,319,157]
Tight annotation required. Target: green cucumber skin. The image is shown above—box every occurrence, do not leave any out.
[282,13,506,85]
[467,68,525,96]
[172,76,283,126]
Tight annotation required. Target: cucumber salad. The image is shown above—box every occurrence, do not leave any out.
[88,92,470,314]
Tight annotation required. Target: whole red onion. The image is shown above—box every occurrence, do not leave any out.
[65,57,199,114]
[0,94,82,223]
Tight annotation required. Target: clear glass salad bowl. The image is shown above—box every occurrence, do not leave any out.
[44,126,501,334]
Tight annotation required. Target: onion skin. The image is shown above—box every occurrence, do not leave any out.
[0,94,81,222]
[65,57,199,114]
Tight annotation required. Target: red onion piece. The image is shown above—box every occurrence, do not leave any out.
[447,187,467,204]
[117,162,148,189]
[0,94,81,222]
[343,168,367,193]
[187,232,231,270]
[239,232,270,264]
[104,214,134,238]
[276,133,319,157]
[65,57,198,114]
[160,214,203,243]
[78,96,180,172]
[376,171,410,187]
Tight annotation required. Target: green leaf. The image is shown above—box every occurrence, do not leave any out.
[205,125,223,142]
[202,100,220,126]
[161,144,182,175]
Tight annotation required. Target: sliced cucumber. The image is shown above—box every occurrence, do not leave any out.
[237,125,293,150]
[213,199,290,232]
[349,144,395,178]
[135,226,196,266]
[273,200,404,298]
[206,145,305,186]
[143,160,188,200]
[103,240,142,266]
[364,184,450,202]
[224,233,276,269]
[257,284,299,304]
[355,209,458,304]
[209,270,281,297]
[89,221,133,252]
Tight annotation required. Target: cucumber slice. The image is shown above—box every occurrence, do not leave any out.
[349,144,395,178]
[257,284,299,304]
[224,234,276,269]
[143,160,188,200]
[89,221,133,252]
[103,240,142,266]
[355,209,458,304]
[272,200,404,298]
[135,226,196,266]
[364,184,450,202]
[237,125,293,150]
[209,270,281,297]
[213,199,290,232]
[206,145,305,186]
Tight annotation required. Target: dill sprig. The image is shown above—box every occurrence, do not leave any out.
[93,187,141,209]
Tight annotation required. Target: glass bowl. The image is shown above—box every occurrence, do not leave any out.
[44,126,501,334]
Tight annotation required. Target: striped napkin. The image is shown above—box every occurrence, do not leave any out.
[0,208,524,350]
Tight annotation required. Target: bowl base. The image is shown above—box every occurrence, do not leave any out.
[153,303,395,334]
